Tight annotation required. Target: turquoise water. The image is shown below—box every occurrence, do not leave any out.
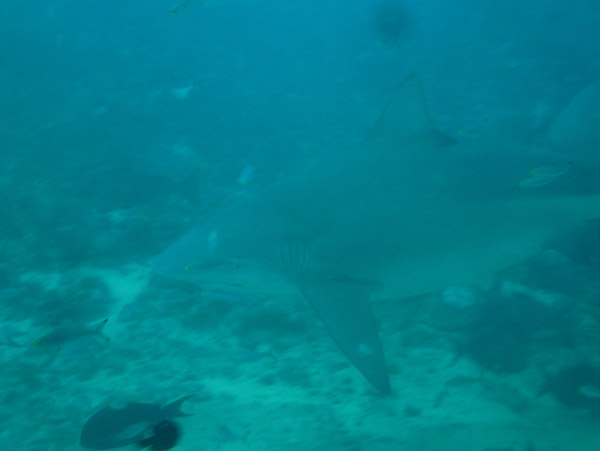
[1,1,600,450]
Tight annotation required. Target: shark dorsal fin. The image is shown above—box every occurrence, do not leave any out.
[365,73,456,149]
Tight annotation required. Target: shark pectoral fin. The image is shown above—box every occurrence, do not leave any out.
[297,273,390,393]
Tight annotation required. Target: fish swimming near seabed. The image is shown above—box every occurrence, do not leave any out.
[80,396,193,450]
[433,372,483,407]
[32,318,109,347]
[33,318,110,347]
[154,74,600,393]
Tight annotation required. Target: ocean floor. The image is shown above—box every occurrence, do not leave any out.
[2,260,600,451]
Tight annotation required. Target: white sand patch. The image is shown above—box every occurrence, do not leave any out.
[78,264,150,306]
[77,264,152,335]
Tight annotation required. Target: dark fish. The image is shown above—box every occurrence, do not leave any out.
[545,218,600,267]
[433,373,482,408]
[480,446,516,451]
[544,364,600,415]
[235,349,277,364]
[445,374,482,387]
[372,1,413,45]
[80,396,193,449]
[138,419,181,451]
[216,424,244,442]
[34,318,109,346]
[169,0,195,15]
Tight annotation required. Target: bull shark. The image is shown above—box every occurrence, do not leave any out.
[153,74,600,393]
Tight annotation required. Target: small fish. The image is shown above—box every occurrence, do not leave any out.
[480,446,516,451]
[432,389,447,408]
[215,424,250,444]
[172,84,194,99]
[519,166,567,188]
[433,373,482,408]
[235,349,277,364]
[169,0,195,15]
[33,318,109,346]
[237,165,255,186]
[445,374,482,387]
[200,290,247,303]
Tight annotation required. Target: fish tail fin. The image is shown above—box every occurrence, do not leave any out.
[93,318,110,343]
[163,395,194,417]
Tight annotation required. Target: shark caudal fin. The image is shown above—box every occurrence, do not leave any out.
[365,73,456,149]
[297,273,390,393]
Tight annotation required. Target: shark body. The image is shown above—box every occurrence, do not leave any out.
[154,74,600,393]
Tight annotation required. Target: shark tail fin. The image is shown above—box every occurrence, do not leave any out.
[365,72,456,149]
[297,272,390,393]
